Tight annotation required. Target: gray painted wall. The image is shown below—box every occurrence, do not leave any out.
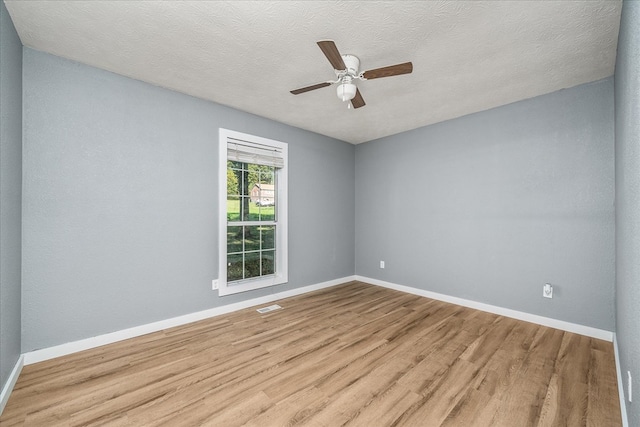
[355,78,615,331]
[0,1,22,394]
[10,17,630,421]
[615,1,640,424]
[22,49,355,352]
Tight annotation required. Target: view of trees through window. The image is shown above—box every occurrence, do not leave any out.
[227,161,276,282]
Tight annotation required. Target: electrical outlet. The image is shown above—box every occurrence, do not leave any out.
[212,280,218,290]
[543,283,553,298]
[629,371,633,402]
[380,260,385,269]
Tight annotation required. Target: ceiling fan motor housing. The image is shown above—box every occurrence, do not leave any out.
[335,55,360,102]
[340,54,360,76]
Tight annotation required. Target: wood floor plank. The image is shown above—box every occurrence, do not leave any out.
[1,282,621,426]
[303,358,416,426]
[242,386,331,427]
[586,346,622,426]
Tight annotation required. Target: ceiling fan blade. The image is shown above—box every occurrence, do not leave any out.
[351,88,365,109]
[290,82,332,95]
[317,40,346,71]
[362,62,413,80]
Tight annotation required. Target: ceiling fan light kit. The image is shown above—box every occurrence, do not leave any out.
[337,79,357,102]
[290,40,413,109]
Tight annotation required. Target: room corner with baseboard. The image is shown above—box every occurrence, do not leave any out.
[0,0,22,417]
[614,2,640,425]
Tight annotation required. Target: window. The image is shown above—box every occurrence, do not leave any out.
[218,129,288,296]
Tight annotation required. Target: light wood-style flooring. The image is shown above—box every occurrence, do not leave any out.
[1,281,622,426]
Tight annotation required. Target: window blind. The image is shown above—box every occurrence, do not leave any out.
[227,137,285,168]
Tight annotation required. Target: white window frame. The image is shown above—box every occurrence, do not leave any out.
[218,128,288,296]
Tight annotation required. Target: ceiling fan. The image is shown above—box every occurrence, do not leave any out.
[290,40,413,109]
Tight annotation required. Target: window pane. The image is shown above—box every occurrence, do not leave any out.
[259,205,275,221]
[245,252,261,279]
[249,165,276,212]
[265,169,275,185]
[227,196,240,222]
[261,226,275,250]
[239,196,250,221]
[248,200,259,221]
[239,169,249,196]
[227,160,243,170]
[248,164,274,182]
[261,250,275,275]
[227,168,239,196]
[245,226,261,252]
[227,253,243,282]
[227,226,243,254]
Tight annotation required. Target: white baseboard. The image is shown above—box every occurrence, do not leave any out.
[24,275,356,365]
[0,355,24,416]
[355,276,614,342]
[613,333,630,427]
[24,274,612,366]
[14,275,624,422]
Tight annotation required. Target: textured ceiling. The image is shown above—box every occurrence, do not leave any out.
[4,1,622,144]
